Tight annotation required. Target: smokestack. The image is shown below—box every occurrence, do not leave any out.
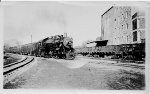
[64,33,67,37]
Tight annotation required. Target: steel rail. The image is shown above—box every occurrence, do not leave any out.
[115,63,145,69]
[3,58,34,75]
[4,57,28,68]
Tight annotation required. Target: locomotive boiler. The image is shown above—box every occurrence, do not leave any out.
[38,35,75,59]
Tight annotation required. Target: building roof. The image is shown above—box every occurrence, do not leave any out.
[87,40,108,46]
[101,6,114,17]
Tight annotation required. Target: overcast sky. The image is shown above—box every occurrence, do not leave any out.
[2,1,147,47]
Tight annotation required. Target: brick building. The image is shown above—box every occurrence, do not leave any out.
[101,6,145,45]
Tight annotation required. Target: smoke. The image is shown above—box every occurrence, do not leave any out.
[35,7,67,29]
[4,39,22,47]
[4,4,67,45]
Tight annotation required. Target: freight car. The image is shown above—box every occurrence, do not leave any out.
[76,41,145,61]
[8,35,75,60]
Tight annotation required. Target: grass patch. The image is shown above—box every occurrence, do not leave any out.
[107,70,145,90]
[4,54,22,66]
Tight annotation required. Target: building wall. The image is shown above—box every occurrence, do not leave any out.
[101,6,145,45]
[131,7,145,43]
[101,7,115,45]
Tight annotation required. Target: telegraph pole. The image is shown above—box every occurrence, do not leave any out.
[31,35,32,44]
[30,35,32,55]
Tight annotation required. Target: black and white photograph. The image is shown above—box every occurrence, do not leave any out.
[1,1,149,92]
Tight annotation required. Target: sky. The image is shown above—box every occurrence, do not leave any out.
[2,1,147,47]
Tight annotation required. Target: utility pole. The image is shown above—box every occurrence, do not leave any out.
[31,35,32,44]
[30,35,32,55]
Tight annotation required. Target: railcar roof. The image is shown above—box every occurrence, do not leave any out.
[86,40,108,46]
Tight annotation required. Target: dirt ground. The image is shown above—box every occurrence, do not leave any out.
[4,56,145,90]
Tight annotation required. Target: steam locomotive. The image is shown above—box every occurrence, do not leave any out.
[7,35,75,60]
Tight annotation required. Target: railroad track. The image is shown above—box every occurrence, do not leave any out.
[4,57,28,68]
[3,56,35,84]
[115,63,145,69]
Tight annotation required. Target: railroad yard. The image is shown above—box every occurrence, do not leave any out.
[3,2,147,91]
[3,53,145,90]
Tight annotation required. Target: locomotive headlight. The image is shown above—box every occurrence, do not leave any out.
[68,41,72,45]
[63,37,73,47]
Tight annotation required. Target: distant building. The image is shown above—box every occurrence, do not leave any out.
[101,6,145,45]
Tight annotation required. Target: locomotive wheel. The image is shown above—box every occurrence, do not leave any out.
[65,51,75,60]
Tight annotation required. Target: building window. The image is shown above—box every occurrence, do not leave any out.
[125,12,128,18]
[133,31,137,42]
[132,19,137,30]
[127,11,131,17]
[122,25,123,29]
[126,23,128,29]
[121,14,124,21]
[132,12,137,19]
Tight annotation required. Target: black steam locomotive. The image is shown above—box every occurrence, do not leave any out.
[7,35,75,60]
